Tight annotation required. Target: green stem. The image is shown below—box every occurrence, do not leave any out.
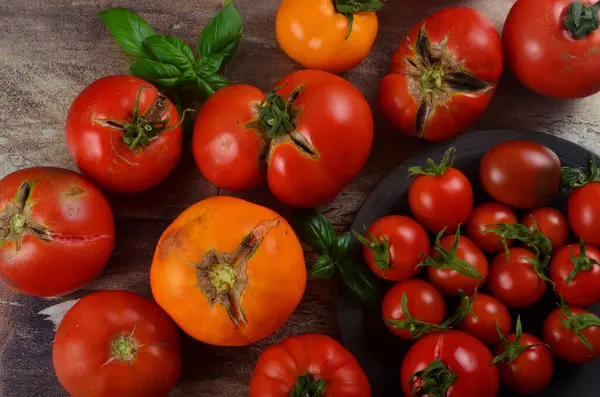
[564,1,600,39]
[9,213,27,235]
[560,156,600,194]
[492,316,548,365]
[559,295,600,351]
[334,0,385,40]
[385,293,449,338]
[408,146,456,177]
[252,85,302,139]
[353,231,391,270]
[566,238,600,284]
[290,374,326,397]
[442,289,477,327]
[409,360,456,397]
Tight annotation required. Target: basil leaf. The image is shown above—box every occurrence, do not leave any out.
[332,232,353,261]
[144,35,194,71]
[310,255,336,278]
[338,259,381,308]
[98,8,156,59]
[129,59,181,81]
[195,54,225,78]
[300,214,336,256]
[197,1,243,64]
[196,74,230,100]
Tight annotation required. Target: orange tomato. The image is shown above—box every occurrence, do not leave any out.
[276,0,379,74]
[150,196,306,346]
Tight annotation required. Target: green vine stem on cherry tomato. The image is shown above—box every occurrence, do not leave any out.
[564,1,600,39]
[484,220,552,259]
[409,359,456,397]
[558,295,600,351]
[492,316,549,365]
[385,293,450,338]
[441,289,477,328]
[408,146,456,177]
[291,374,326,397]
[566,238,600,284]
[352,231,390,270]
[334,0,385,39]
[561,155,600,194]
[419,225,483,279]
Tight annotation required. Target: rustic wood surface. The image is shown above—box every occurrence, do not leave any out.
[1,0,600,396]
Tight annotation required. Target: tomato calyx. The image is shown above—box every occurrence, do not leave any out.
[408,146,455,177]
[334,0,385,39]
[564,1,600,39]
[191,218,280,326]
[409,359,456,397]
[560,156,600,194]
[493,316,548,365]
[404,24,494,137]
[566,238,600,284]
[385,292,450,338]
[558,296,600,352]
[419,225,483,279]
[442,289,477,328]
[106,331,141,365]
[353,231,391,270]
[291,374,326,397]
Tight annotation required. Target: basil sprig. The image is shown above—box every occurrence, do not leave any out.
[98,0,242,100]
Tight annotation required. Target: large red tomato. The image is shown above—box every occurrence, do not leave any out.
[379,7,503,141]
[53,290,181,397]
[0,167,114,296]
[249,334,370,397]
[401,331,499,397]
[522,207,569,250]
[466,202,518,253]
[355,215,430,281]
[504,0,600,98]
[193,70,373,208]
[66,76,183,193]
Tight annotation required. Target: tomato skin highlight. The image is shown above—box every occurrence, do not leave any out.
[52,290,181,397]
[467,202,518,253]
[0,167,115,297]
[459,293,512,345]
[549,242,600,306]
[543,306,600,364]
[66,75,183,193]
[276,0,378,74]
[522,207,569,250]
[568,183,600,248]
[250,334,371,397]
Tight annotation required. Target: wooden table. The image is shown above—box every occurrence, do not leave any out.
[1,0,600,395]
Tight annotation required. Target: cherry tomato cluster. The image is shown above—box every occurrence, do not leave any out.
[356,141,600,396]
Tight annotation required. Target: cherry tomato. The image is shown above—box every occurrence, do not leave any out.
[549,240,600,306]
[488,248,547,308]
[53,290,181,397]
[543,303,600,364]
[379,7,503,140]
[480,141,561,209]
[408,147,474,234]
[66,76,183,193]
[193,70,373,208]
[467,202,518,253]
[504,0,600,98]
[458,292,512,345]
[382,279,446,340]
[569,182,600,248]
[355,215,430,281]
[522,207,569,250]
[0,167,115,297]
[401,331,499,397]
[276,0,380,74]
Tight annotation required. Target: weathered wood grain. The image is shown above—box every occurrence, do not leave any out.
[1,0,600,395]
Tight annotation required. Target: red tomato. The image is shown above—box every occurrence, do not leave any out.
[522,207,569,250]
[504,0,600,98]
[480,141,561,209]
[467,202,518,253]
[0,167,115,297]
[423,228,488,296]
[488,248,547,308]
[543,304,600,364]
[53,290,181,397]
[355,215,430,281]
[569,182,600,248]
[379,7,503,140]
[401,331,499,397]
[193,70,373,208]
[66,76,183,193]
[249,334,370,397]
[458,293,512,345]
[549,240,600,306]
[494,318,553,394]
[408,148,474,234]
[382,279,446,340]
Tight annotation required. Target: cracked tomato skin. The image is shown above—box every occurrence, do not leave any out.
[276,0,378,74]
[379,7,503,141]
[66,75,183,193]
[504,0,600,98]
[150,196,306,346]
[250,334,371,397]
[401,331,499,397]
[0,167,115,297]
[53,290,181,397]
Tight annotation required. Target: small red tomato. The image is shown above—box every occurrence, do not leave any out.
[569,182,600,248]
[522,207,569,250]
[467,202,518,253]
[422,226,488,296]
[458,292,512,345]
[488,248,547,308]
[66,76,183,193]
[543,302,600,364]
[480,141,561,209]
[550,239,600,307]
[494,317,553,394]
[382,279,447,340]
[354,215,430,281]
[408,147,473,234]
